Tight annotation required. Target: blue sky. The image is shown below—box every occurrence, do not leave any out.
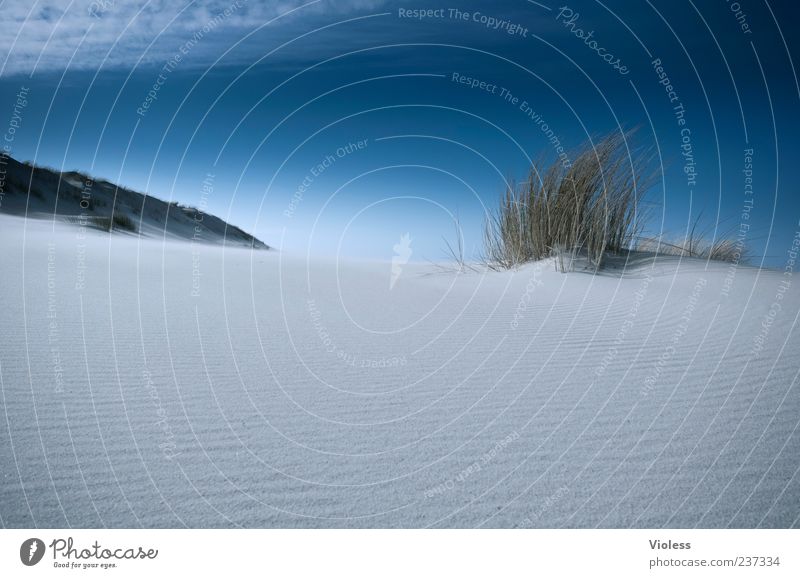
[1,0,799,265]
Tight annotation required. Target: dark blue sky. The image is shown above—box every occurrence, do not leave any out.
[2,0,799,265]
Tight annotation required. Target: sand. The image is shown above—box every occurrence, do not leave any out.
[1,214,798,528]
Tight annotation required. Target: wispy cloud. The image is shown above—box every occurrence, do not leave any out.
[0,0,388,76]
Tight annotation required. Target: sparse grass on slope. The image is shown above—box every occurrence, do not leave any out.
[111,212,137,232]
[105,212,137,233]
[635,236,748,264]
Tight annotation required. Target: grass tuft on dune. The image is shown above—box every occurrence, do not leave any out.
[483,131,745,272]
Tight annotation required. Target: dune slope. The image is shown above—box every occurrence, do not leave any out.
[0,155,268,249]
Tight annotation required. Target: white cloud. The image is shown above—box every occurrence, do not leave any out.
[0,0,388,76]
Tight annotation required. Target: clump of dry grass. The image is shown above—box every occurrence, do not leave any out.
[483,131,654,271]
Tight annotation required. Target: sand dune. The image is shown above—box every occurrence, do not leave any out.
[0,214,798,528]
[0,155,268,249]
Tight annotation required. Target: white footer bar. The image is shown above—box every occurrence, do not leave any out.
[2,529,797,577]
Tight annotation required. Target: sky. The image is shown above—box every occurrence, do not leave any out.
[1,0,799,265]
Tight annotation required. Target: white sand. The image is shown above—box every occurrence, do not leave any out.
[1,214,798,528]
